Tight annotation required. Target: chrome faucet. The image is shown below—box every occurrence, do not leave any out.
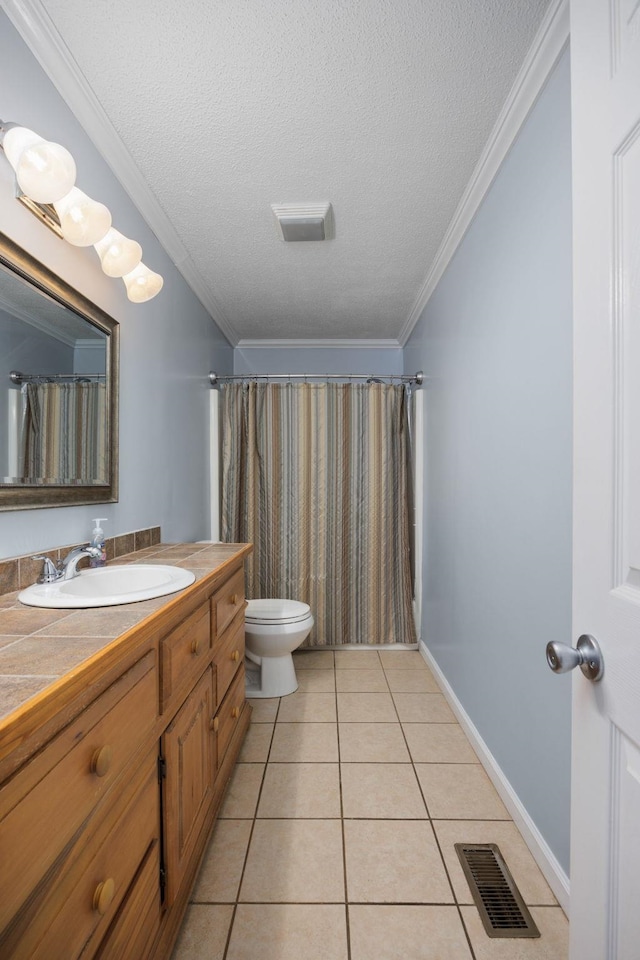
[31,555,59,584]
[59,544,102,580]
[32,544,102,584]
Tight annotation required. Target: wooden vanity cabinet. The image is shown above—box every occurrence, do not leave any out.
[156,577,249,956]
[0,652,160,960]
[0,549,251,960]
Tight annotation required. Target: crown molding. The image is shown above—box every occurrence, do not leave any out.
[397,0,570,346]
[4,0,569,353]
[236,338,402,349]
[2,0,238,346]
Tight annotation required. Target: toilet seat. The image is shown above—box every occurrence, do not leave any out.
[245,598,311,625]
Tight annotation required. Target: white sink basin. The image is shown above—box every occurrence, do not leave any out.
[18,564,196,608]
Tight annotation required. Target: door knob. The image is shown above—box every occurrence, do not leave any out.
[546,634,604,682]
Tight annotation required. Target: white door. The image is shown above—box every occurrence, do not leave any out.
[569,1,640,957]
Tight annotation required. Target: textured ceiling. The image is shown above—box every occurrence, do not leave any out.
[34,0,549,343]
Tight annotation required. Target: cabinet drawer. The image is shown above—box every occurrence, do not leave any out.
[213,611,245,706]
[211,568,244,638]
[215,665,246,769]
[160,602,211,712]
[94,839,161,960]
[2,752,159,960]
[0,652,156,935]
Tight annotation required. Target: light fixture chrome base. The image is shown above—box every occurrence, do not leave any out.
[17,193,63,237]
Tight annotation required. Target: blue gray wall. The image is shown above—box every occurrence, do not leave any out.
[0,11,232,560]
[404,51,573,874]
[234,345,403,377]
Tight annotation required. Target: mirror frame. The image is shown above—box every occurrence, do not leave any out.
[0,230,119,511]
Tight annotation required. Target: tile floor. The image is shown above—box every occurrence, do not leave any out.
[171,648,569,960]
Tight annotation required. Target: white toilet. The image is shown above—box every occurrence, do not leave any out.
[244,598,314,698]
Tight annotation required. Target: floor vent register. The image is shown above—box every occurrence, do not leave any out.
[454,843,541,939]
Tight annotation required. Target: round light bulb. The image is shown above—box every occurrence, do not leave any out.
[15,138,76,203]
[122,262,164,303]
[94,228,142,277]
[54,187,112,246]
[2,126,41,171]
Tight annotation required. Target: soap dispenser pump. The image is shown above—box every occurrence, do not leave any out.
[90,518,107,567]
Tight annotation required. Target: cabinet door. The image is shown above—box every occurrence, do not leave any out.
[162,666,215,905]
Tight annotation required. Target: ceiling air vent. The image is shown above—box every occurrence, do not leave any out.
[271,202,333,242]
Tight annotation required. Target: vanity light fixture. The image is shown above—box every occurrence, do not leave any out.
[122,262,164,302]
[0,123,76,202]
[54,187,112,247]
[94,228,143,277]
[0,119,163,302]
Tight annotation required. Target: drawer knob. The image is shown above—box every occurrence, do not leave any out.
[93,877,115,915]
[230,593,239,605]
[210,716,219,732]
[231,649,240,662]
[231,705,240,719]
[90,745,113,778]
[191,637,201,656]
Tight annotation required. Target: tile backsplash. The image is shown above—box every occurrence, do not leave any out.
[0,526,161,598]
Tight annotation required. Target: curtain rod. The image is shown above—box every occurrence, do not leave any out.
[209,371,424,385]
[9,370,106,384]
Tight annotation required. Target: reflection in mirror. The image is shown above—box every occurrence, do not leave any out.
[1,301,107,484]
[0,232,118,510]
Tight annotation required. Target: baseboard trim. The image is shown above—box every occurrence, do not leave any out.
[419,639,570,915]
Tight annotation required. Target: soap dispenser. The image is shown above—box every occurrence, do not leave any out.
[89,518,108,568]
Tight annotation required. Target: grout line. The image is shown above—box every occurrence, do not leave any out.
[221,898,470,906]
[405,719,479,960]
[221,697,281,959]
[389,672,480,960]
[336,662,352,960]
[221,902,238,960]
[191,654,558,959]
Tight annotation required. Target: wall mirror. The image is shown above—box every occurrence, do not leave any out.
[0,231,119,510]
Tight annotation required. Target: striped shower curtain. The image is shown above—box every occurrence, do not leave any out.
[21,382,107,483]
[220,381,416,646]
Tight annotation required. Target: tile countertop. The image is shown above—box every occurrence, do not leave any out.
[0,542,250,725]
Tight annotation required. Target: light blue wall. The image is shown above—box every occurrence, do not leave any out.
[404,51,573,874]
[0,11,232,560]
[234,346,404,377]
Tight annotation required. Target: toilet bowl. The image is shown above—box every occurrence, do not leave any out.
[244,598,314,698]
